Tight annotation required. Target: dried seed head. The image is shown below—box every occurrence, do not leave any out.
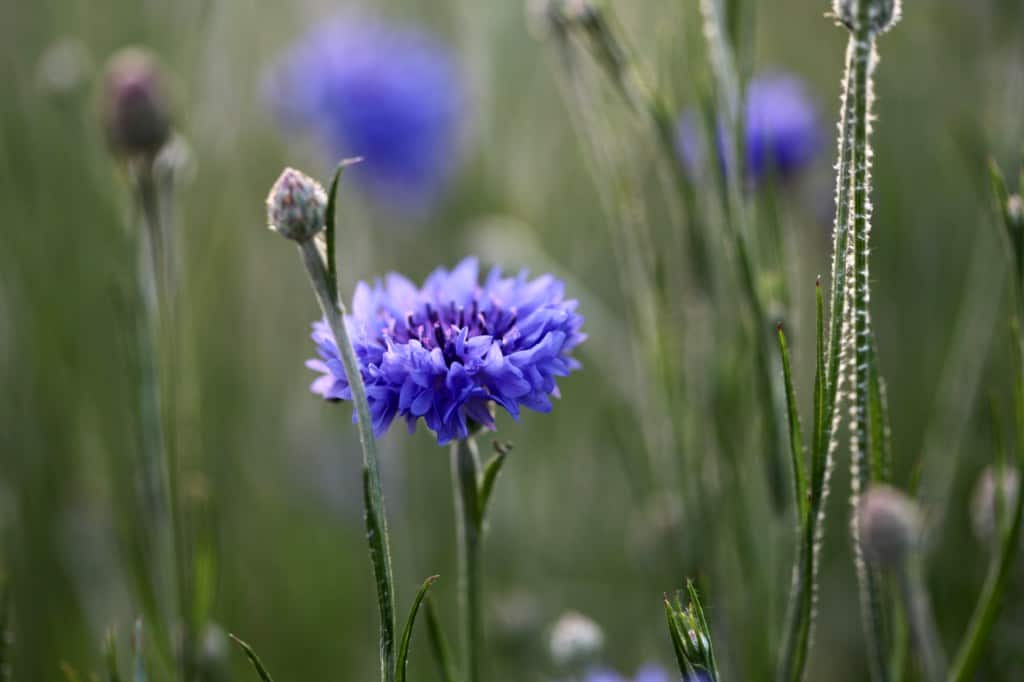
[834,0,902,34]
[549,611,604,667]
[266,167,328,243]
[102,47,172,159]
[971,465,1021,546]
[858,484,921,568]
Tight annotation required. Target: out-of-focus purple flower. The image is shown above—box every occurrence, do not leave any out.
[676,73,821,186]
[306,257,585,445]
[583,665,673,682]
[265,16,465,215]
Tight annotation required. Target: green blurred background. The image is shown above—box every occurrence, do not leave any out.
[2,0,1023,680]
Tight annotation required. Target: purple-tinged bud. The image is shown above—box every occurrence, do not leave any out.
[102,47,172,159]
[1008,195,1024,232]
[834,0,902,34]
[266,167,327,243]
[858,484,921,569]
[971,465,1021,546]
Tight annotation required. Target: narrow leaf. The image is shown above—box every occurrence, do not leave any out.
[323,157,362,306]
[229,634,275,682]
[777,324,809,523]
[477,441,512,521]
[424,598,457,682]
[664,596,689,676]
[867,334,893,484]
[395,575,440,682]
[812,278,826,491]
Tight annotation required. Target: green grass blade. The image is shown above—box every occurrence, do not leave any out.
[777,324,809,522]
[229,634,275,682]
[424,598,457,682]
[867,335,893,484]
[395,575,440,682]
[812,279,826,488]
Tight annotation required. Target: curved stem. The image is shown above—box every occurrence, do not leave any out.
[299,239,396,682]
[897,560,946,682]
[451,437,482,682]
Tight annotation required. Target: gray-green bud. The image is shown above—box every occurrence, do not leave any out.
[857,484,921,569]
[266,167,328,243]
[834,0,902,34]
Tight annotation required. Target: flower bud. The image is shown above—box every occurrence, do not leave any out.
[857,484,921,568]
[549,610,604,667]
[1008,195,1024,232]
[266,167,328,243]
[971,465,1021,546]
[834,0,902,34]
[102,47,172,158]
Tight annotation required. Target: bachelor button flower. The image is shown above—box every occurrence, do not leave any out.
[102,47,172,159]
[265,16,464,215]
[676,73,821,187]
[583,665,672,682]
[306,257,585,445]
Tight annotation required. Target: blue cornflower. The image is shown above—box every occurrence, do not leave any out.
[676,73,821,185]
[583,665,673,682]
[266,16,465,214]
[306,257,585,445]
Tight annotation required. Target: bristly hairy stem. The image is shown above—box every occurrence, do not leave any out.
[298,239,396,682]
[451,437,483,682]
[845,1,891,678]
[947,321,1024,682]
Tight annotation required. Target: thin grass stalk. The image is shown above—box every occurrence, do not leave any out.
[297,239,396,682]
[895,560,946,682]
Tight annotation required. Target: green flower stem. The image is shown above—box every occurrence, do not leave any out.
[896,559,946,682]
[298,239,396,682]
[450,437,483,682]
[133,164,185,677]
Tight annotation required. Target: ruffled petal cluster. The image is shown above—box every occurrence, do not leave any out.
[307,257,585,445]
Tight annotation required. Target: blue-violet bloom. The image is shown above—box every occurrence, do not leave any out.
[307,257,585,445]
[583,665,673,682]
[266,16,465,214]
[677,72,821,185]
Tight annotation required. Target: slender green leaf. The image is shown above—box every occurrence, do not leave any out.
[812,279,826,488]
[229,634,275,682]
[395,576,440,682]
[323,157,362,306]
[867,334,892,484]
[424,598,457,682]
[777,324,809,523]
[477,441,512,521]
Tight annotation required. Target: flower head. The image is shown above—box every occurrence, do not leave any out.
[676,73,821,187]
[266,167,328,243]
[307,257,585,445]
[266,16,465,215]
[857,484,922,568]
[102,47,172,159]
[583,665,672,682]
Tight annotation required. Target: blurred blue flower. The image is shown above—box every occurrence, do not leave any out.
[676,73,821,186]
[307,257,585,445]
[266,16,465,214]
[583,665,673,682]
